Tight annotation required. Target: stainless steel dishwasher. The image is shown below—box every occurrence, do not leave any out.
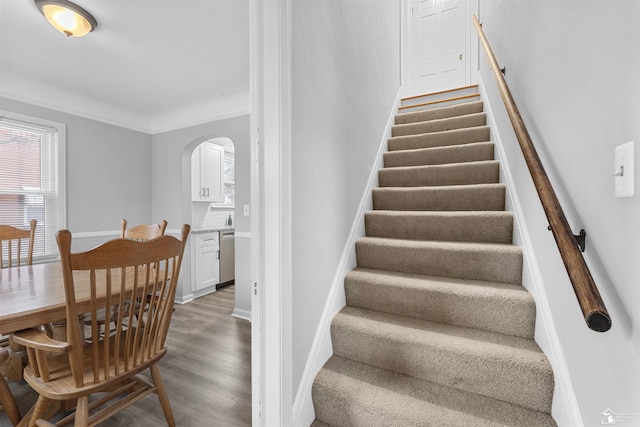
[218,230,235,287]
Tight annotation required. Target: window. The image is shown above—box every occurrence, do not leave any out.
[223,151,235,206]
[0,111,66,261]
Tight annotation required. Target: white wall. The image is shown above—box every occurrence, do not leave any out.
[478,1,640,425]
[0,96,152,252]
[290,0,401,400]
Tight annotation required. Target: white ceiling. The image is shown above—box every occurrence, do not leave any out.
[0,0,250,134]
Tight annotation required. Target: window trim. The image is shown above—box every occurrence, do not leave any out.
[0,109,66,262]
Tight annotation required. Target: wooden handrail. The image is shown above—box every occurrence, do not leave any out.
[472,15,611,332]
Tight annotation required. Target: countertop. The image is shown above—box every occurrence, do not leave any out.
[191,226,235,235]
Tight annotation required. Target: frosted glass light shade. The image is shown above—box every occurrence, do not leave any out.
[34,0,97,37]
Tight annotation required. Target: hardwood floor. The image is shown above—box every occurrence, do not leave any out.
[0,285,251,427]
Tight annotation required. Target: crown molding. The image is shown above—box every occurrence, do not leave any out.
[0,72,249,134]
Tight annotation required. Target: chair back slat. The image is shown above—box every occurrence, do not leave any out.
[55,225,190,389]
[0,219,36,268]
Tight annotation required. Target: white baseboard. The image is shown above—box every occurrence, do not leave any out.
[478,76,583,427]
[292,89,402,427]
[232,308,251,321]
[175,293,195,305]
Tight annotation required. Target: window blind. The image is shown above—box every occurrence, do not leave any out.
[0,112,64,260]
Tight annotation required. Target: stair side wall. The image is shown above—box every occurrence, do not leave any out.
[292,90,402,427]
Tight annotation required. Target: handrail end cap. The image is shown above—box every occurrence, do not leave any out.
[587,312,612,332]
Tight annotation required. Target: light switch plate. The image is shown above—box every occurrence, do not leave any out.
[243,204,250,216]
[615,141,634,198]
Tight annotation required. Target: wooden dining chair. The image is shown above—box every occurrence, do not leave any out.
[120,219,168,240]
[0,219,36,426]
[83,219,169,337]
[0,219,37,269]
[13,224,190,427]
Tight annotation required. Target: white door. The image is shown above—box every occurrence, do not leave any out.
[406,0,469,96]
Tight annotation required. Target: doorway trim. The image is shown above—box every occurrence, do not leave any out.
[250,0,293,425]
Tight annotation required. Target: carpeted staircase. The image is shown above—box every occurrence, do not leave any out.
[311,87,556,426]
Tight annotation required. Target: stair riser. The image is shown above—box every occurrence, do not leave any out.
[364,211,513,243]
[392,113,486,137]
[400,86,479,109]
[356,240,522,284]
[372,185,505,212]
[384,142,495,168]
[312,380,425,427]
[398,95,482,114]
[388,126,490,152]
[345,274,535,338]
[331,317,553,413]
[379,161,499,187]
[395,101,484,125]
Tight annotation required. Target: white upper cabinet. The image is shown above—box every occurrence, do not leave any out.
[191,142,224,203]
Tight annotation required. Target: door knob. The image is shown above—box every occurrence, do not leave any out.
[459,53,463,60]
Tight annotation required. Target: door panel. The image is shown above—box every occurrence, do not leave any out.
[408,0,468,95]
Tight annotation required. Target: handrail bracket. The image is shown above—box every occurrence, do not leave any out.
[574,229,586,252]
[548,226,587,252]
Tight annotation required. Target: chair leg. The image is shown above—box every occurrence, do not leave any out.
[150,364,175,427]
[27,395,51,427]
[73,396,89,427]
[0,375,20,426]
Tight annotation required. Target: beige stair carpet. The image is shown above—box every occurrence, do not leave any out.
[311,91,556,426]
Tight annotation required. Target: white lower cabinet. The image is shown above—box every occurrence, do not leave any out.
[193,232,220,291]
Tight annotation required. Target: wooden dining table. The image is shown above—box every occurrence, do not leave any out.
[0,262,70,336]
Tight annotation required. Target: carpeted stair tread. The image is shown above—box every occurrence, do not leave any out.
[372,183,505,212]
[392,112,487,137]
[331,307,554,413]
[313,355,556,427]
[364,210,513,243]
[378,160,499,187]
[395,100,484,125]
[387,125,490,152]
[384,141,495,168]
[345,267,534,338]
[355,237,522,284]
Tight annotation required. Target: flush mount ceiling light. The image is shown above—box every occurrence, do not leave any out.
[34,0,97,37]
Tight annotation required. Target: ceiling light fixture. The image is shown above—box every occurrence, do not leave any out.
[34,0,97,38]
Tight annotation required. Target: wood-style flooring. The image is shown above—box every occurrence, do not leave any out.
[0,285,251,427]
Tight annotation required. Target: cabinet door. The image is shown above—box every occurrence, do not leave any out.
[200,143,224,202]
[195,240,220,290]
